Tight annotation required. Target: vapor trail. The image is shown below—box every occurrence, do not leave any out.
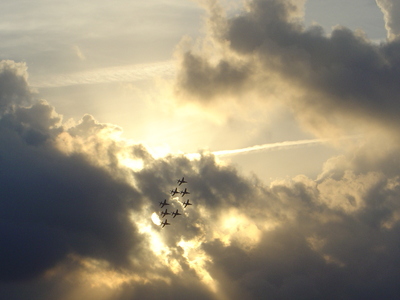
[183,135,362,160]
[211,138,329,157]
[30,60,175,88]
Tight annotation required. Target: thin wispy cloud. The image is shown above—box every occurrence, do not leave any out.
[30,60,175,88]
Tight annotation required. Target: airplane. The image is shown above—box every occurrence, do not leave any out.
[182,199,192,208]
[180,188,190,196]
[177,177,187,186]
[171,209,181,218]
[161,219,170,228]
[159,199,169,208]
[170,188,179,196]
[160,208,170,218]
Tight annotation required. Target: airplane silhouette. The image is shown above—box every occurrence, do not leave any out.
[177,177,187,186]
[182,199,192,208]
[160,208,170,218]
[159,199,169,208]
[171,209,182,218]
[170,188,179,196]
[180,188,190,196]
[161,219,170,228]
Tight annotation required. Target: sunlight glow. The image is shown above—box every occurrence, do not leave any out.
[135,214,183,275]
[118,156,144,171]
[214,208,262,250]
[177,238,218,293]
[137,217,166,257]
[146,143,172,159]
[60,255,148,300]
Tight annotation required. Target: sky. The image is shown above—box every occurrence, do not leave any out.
[1,0,400,299]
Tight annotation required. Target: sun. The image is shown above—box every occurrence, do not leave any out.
[151,212,162,226]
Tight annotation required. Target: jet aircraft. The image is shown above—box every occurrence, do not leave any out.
[160,209,170,218]
[171,209,182,218]
[170,188,179,196]
[180,188,190,196]
[159,199,169,208]
[177,177,187,186]
[161,219,170,228]
[182,199,192,208]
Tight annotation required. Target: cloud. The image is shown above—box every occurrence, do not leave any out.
[0,60,32,114]
[377,0,400,40]
[72,45,86,61]
[3,2,400,298]
[0,62,145,282]
[1,60,229,299]
[30,61,175,88]
[131,148,400,300]
[175,0,400,137]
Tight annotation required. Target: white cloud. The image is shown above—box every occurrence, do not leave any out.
[175,0,400,139]
[376,0,400,40]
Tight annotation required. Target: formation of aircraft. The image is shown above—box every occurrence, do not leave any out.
[159,177,193,228]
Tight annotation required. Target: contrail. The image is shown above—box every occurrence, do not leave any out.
[185,136,359,159]
[211,138,329,156]
[30,60,175,88]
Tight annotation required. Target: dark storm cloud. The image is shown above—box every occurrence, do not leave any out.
[203,222,400,300]
[176,0,400,132]
[194,157,400,300]
[0,60,226,300]
[130,149,400,300]
[0,61,32,114]
[177,52,252,101]
[3,59,400,300]
[134,153,257,241]
[0,61,144,282]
